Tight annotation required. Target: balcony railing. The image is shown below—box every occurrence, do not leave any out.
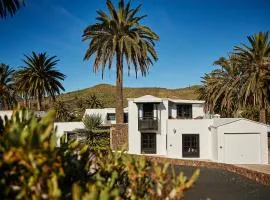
[138,117,158,131]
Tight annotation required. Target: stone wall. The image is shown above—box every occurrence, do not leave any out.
[110,124,128,151]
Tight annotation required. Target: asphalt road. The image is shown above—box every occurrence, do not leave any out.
[173,165,270,200]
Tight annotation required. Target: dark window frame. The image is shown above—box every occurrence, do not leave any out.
[124,113,128,123]
[107,113,116,121]
[177,104,193,119]
[268,132,270,151]
[143,103,154,118]
[141,132,156,154]
[182,134,200,158]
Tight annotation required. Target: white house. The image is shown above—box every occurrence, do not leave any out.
[1,95,269,164]
[128,95,270,164]
[84,107,128,125]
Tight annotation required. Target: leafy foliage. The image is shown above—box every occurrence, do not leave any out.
[0,0,25,19]
[200,32,270,123]
[15,52,66,111]
[85,94,104,109]
[53,100,73,122]
[0,109,199,199]
[83,114,103,131]
[0,63,16,109]
[0,109,63,199]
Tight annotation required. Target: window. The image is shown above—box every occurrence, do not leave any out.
[177,104,192,119]
[143,104,154,118]
[141,133,156,154]
[182,134,199,157]
[107,113,115,121]
[124,113,128,123]
[268,132,270,152]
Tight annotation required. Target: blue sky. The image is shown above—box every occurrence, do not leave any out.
[0,0,269,92]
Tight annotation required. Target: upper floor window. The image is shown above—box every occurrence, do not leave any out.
[107,113,116,121]
[177,104,192,119]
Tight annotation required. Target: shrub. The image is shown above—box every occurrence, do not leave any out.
[0,108,199,199]
[0,109,63,199]
[83,114,103,131]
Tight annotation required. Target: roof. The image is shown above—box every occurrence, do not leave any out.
[169,99,205,104]
[85,107,128,113]
[133,95,163,103]
[128,95,204,104]
[212,118,241,127]
[212,118,270,128]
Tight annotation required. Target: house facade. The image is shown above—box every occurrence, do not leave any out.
[128,95,269,164]
[1,95,269,164]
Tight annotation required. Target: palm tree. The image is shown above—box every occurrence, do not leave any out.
[53,100,71,122]
[82,0,159,123]
[0,63,16,109]
[234,32,270,123]
[200,56,241,117]
[15,52,66,111]
[85,94,103,108]
[0,0,25,18]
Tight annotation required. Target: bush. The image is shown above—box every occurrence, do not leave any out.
[0,109,63,199]
[0,108,199,199]
[83,114,103,131]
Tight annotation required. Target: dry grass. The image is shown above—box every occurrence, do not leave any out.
[49,83,200,108]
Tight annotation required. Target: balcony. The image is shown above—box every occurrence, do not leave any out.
[138,117,158,131]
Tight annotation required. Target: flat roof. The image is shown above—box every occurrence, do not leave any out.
[127,95,204,104]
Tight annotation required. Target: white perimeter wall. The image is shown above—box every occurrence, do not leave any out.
[216,119,268,164]
[128,100,168,155]
[84,108,128,125]
[84,108,116,125]
[0,111,13,121]
[167,119,213,159]
[54,122,84,146]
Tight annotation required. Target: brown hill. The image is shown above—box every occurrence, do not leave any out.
[53,84,201,108]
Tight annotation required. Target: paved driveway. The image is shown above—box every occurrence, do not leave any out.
[173,165,270,200]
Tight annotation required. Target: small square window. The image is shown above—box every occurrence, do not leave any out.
[177,104,192,119]
[107,113,116,121]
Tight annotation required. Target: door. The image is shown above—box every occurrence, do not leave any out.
[224,133,260,164]
[141,132,156,154]
[182,134,200,157]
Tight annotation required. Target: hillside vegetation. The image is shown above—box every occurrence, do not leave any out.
[50,84,201,109]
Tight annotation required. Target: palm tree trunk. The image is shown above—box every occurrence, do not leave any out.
[3,99,8,110]
[259,108,266,124]
[259,96,266,124]
[23,94,27,109]
[37,93,42,111]
[116,52,124,124]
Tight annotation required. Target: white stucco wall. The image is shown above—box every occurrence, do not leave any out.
[128,101,139,154]
[192,104,205,118]
[84,108,128,125]
[128,100,168,155]
[211,128,218,161]
[84,108,116,125]
[158,100,169,155]
[54,122,84,146]
[215,119,268,164]
[167,119,213,159]
[0,110,13,121]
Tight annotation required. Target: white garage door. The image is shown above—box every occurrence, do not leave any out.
[224,133,261,164]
